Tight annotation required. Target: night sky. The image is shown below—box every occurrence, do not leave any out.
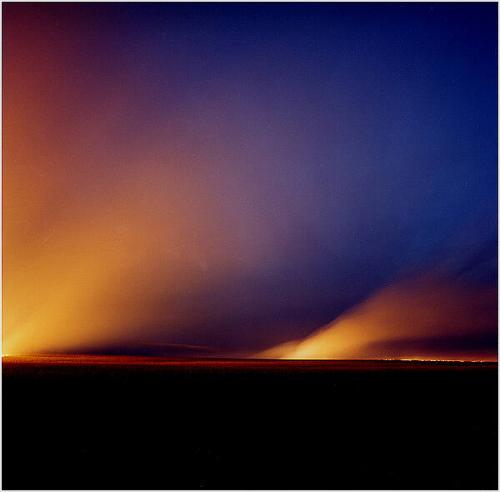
[4,3,497,359]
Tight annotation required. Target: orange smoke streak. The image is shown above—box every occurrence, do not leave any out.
[3,7,277,356]
[257,276,497,361]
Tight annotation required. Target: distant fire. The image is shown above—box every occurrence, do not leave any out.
[257,276,497,362]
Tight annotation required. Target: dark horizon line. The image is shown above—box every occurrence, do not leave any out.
[2,354,497,365]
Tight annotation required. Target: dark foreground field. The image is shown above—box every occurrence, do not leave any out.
[3,357,498,489]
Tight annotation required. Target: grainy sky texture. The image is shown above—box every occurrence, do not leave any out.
[3,3,497,359]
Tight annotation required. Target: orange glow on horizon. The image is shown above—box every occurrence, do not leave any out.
[3,18,276,356]
[257,276,497,362]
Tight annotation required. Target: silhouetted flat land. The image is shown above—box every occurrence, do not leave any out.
[3,357,498,489]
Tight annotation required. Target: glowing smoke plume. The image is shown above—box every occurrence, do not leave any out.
[258,276,497,361]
